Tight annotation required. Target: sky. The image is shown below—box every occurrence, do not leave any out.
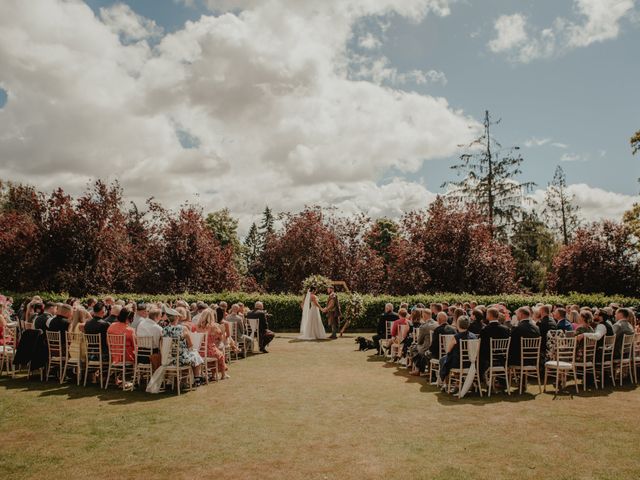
[0,0,638,234]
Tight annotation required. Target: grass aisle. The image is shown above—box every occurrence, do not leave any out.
[2,334,639,480]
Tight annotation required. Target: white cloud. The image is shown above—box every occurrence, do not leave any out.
[532,183,638,223]
[551,142,569,149]
[358,32,382,49]
[0,0,469,234]
[99,3,162,43]
[561,152,587,162]
[488,0,635,63]
[523,137,551,147]
[488,13,529,53]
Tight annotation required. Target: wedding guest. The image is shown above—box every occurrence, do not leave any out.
[226,304,253,353]
[84,302,110,359]
[554,308,573,332]
[508,307,540,367]
[246,302,274,353]
[131,302,148,330]
[612,308,635,358]
[68,308,90,362]
[373,303,398,351]
[163,307,204,384]
[48,303,73,354]
[107,307,137,364]
[216,301,228,323]
[176,306,194,331]
[104,304,121,324]
[439,315,477,386]
[34,301,57,331]
[479,307,511,377]
[568,310,580,330]
[411,308,438,375]
[469,308,485,335]
[574,310,594,360]
[429,312,456,360]
[191,301,207,325]
[538,305,557,360]
[137,307,163,370]
[195,309,229,380]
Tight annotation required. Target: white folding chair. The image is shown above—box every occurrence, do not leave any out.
[486,338,510,397]
[544,337,578,395]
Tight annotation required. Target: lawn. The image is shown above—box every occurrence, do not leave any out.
[1,334,639,480]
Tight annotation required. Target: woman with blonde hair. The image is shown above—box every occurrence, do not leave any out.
[68,308,90,362]
[195,308,229,380]
[568,310,580,330]
[176,306,194,332]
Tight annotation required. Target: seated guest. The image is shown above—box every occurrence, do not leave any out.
[439,315,477,387]
[429,312,456,360]
[479,307,510,377]
[136,307,163,371]
[508,307,540,366]
[568,310,580,330]
[103,304,121,324]
[48,303,73,354]
[401,308,423,358]
[389,308,410,359]
[612,308,635,358]
[191,301,207,325]
[226,303,253,353]
[580,308,615,361]
[538,305,557,360]
[34,301,57,331]
[246,302,275,353]
[216,301,228,323]
[469,308,485,335]
[373,303,398,351]
[106,307,137,364]
[68,308,90,362]
[163,306,204,384]
[574,310,594,359]
[84,302,110,360]
[195,309,229,380]
[131,302,148,330]
[554,308,573,332]
[176,306,194,332]
[411,308,438,375]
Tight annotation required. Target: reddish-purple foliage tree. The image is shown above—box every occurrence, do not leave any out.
[547,221,640,295]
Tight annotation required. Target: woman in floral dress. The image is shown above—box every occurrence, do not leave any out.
[162,308,204,384]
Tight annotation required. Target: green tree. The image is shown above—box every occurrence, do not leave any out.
[542,165,581,245]
[205,208,246,272]
[365,218,399,263]
[444,110,534,236]
[510,212,557,291]
[623,203,640,247]
[259,206,275,235]
[243,222,261,266]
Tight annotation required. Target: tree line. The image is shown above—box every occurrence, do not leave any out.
[0,114,638,296]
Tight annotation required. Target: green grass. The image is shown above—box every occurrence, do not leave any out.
[1,334,640,480]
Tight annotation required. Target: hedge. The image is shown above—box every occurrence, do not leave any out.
[6,291,640,331]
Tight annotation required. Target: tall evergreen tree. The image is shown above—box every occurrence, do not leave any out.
[543,165,581,245]
[510,212,557,291]
[243,222,261,266]
[259,206,275,235]
[444,110,534,236]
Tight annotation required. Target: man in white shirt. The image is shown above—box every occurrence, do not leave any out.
[131,301,148,330]
[136,308,163,350]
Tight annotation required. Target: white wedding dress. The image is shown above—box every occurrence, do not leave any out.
[298,291,327,340]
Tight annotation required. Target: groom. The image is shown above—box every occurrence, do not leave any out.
[322,286,341,339]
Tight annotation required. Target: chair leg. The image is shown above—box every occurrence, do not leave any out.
[105,365,111,389]
[543,369,548,393]
[487,371,493,397]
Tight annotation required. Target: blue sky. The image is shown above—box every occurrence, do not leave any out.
[81,0,640,195]
[1,0,638,232]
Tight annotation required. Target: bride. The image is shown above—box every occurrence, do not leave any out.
[298,286,327,340]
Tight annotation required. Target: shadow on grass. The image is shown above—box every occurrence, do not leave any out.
[0,375,186,404]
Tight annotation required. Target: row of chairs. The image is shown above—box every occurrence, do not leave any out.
[0,326,242,395]
[379,322,640,397]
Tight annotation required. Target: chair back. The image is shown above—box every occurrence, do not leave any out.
[489,338,510,368]
[620,334,635,361]
[136,336,154,364]
[581,337,597,364]
[553,337,576,363]
[601,335,616,364]
[398,324,410,342]
[197,331,209,359]
[66,331,84,359]
[168,337,184,366]
[84,333,103,362]
[46,331,62,359]
[3,325,17,350]
[520,336,541,366]
[228,321,239,342]
[439,334,454,358]
[546,329,565,359]
[107,333,127,364]
[458,339,480,369]
[385,321,393,340]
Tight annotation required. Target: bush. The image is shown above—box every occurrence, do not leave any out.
[7,291,640,331]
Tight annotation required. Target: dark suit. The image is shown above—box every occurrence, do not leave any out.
[479,321,511,374]
[84,316,110,358]
[429,323,455,359]
[34,312,53,331]
[508,319,540,366]
[538,316,557,359]
[373,312,399,350]
[47,315,70,354]
[246,309,274,351]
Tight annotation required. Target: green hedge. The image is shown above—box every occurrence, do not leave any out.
[6,291,640,331]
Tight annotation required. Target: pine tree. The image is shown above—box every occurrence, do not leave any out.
[444,110,534,236]
[243,222,261,266]
[543,165,581,245]
[259,206,275,235]
[510,212,557,291]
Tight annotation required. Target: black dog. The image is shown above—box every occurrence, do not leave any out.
[355,336,375,351]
